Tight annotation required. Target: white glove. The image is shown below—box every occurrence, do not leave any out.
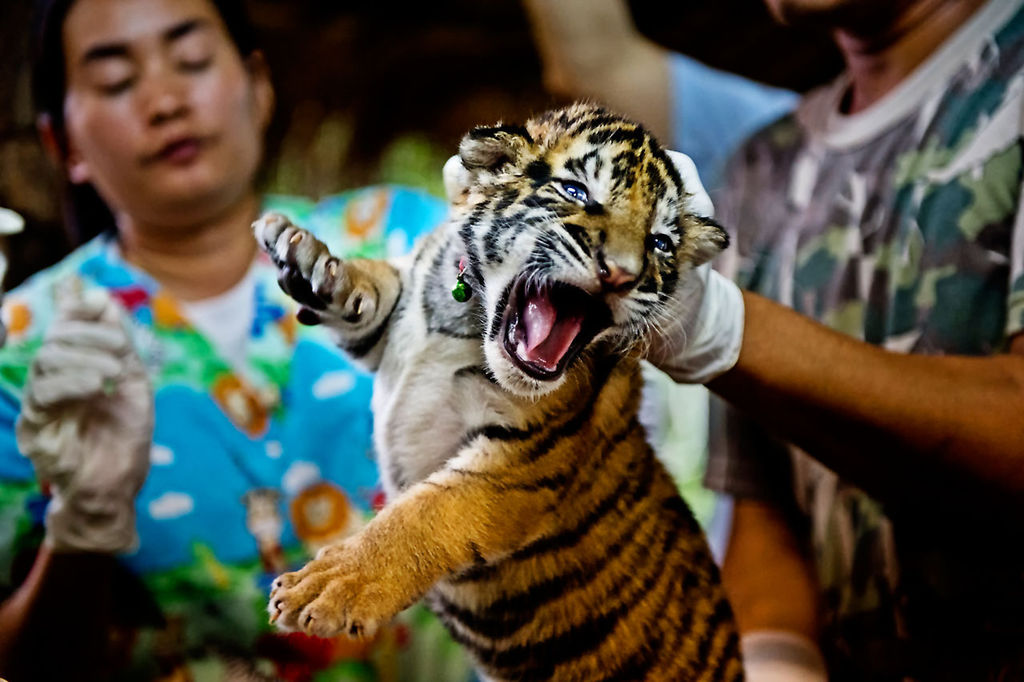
[15,282,153,553]
[646,151,745,384]
[741,630,829,682]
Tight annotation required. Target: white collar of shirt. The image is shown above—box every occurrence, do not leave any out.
[797,0,1023,150]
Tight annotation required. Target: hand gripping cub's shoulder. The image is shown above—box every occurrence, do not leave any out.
[253,102,741,682]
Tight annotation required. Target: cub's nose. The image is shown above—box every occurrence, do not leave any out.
[597,257,638,292]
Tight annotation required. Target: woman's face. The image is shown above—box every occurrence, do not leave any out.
[60,0,273,228]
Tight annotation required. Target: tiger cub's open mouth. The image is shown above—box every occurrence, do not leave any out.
[501,275,611,381]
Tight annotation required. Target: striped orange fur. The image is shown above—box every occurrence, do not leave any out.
[255,102,743,681]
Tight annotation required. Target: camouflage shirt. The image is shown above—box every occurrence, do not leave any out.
[705,1,1024,680]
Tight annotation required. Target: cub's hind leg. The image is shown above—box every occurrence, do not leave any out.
[253,212,400,365]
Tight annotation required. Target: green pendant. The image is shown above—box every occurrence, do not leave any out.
[452,279,471,303]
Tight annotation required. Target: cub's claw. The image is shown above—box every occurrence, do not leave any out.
[266,542,399,640]
[253,212,339,310]
[252,212,379,328]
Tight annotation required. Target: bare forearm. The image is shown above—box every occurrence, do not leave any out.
[710,292,1024,505]
[0,547,116,679]
[522,0,672,140]
[723,499,818,638]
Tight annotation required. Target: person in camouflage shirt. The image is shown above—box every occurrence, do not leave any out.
[526,0,1024,679]
[701,0,1024,679]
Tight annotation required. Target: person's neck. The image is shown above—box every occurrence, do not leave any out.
[117,193,261,302]
[833,0,989,114]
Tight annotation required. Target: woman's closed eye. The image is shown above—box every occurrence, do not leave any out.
[178,55,213,73]
[90,62,137,96]
[99,78,135,95]
[172,31,216,74]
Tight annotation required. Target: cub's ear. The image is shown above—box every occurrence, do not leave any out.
[664,149,728,265]
[683,215,730,266]
[458,124,533,172]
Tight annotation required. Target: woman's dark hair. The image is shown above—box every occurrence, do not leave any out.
[29,0,260,244]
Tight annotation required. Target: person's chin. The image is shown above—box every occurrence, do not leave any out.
[765,0,889,29]
[141,150,256,218]
[158,155,234,194]
[143,180,239,225]
[159,171,222,202]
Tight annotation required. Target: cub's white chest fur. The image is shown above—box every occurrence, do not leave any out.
[371,266,520,498]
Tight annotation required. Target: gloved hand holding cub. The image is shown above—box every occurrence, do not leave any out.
[15,282,153,553]
[648,150,745,385]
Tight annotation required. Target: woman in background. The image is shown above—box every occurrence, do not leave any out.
[0,0,471,679]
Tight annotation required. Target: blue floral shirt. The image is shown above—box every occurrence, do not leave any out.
[0,186,473,682]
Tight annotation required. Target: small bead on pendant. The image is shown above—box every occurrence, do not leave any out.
[452,278,471,302]
[452,255,471,302]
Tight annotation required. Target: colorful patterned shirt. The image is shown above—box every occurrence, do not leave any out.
[705,1,1024,680]
[0,186,474,682]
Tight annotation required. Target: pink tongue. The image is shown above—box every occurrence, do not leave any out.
[516,291,582,372]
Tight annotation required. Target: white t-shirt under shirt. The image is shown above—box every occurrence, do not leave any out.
[178,264,256,364]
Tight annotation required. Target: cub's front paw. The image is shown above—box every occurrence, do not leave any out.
[267,547,396,640]
[252,212,376,326]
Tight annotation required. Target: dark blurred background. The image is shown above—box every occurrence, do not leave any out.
[0,0,842,290]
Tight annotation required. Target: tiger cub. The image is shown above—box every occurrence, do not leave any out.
[254,102,742,681]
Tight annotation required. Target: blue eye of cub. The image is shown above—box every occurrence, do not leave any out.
[647,233,672,252]
[557,180,589,203]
